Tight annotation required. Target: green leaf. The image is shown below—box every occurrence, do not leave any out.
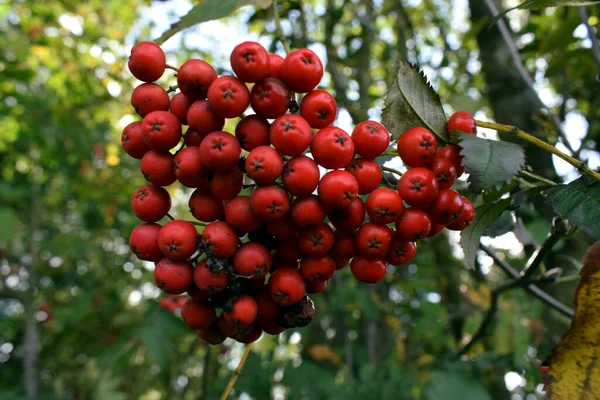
[519,0,600,8]
[381,62,447,142]
[155,0,273,45]
[0,208,20,245]
[422,370,493,400]
[545,176,600,239]
[460,198,513,269]
[458,132,525,191]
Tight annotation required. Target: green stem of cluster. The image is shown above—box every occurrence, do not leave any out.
[381,165,403,177]
[272,0,291,55]
[166,213,175,221]
[190,220,207,227]
[519,170,558,187]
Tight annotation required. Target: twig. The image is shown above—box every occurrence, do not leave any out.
[0,287,25,301]
[519,170,558,187]
[272,0,291,55]
[381,165,403,177]
[577,6,600,69]
[220,343,254,400]
[475,119,600,182]
[521,224,564,281]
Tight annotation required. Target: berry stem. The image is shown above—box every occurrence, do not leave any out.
[220,343,254,400]
[166,213,175,221]
[518,170,558,187]
[165,64,179,72]
[380,165,403,177]
[272,0,291,55]
[167,85,179,93]
[474,119,600,183]
[190,221,207,227]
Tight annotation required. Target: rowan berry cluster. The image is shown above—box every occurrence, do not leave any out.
[124,40,475,345]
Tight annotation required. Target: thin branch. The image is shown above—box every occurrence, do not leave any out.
[577,6,600,69]
[220,343,254,400]
[519,170,558,187]
[521,223,564,280]
[272,0,291,55]
[0,287,25,301]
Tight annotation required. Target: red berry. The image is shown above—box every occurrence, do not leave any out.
[174,146,208,188]
[198,131,241,172]
[280,48,323,93]
[318,170,358,209]
[275,240,302,263]
[250,185,290,221]
[330,230,357,260]
[270,114,313,156]
[208,166,243,200]
[397,127,438,167]
[224,195,261,233]
[365,188,404,224]
[235,115,270,151]
[122,121,151,159]
[181,299,217,329]
[245,146,284,185]
[187,100,225,134]
[260,318,286,335]
[235,324,263,343]
[429,189,464,225]
[198,323,227,345]
[193,259,228,294]
[306,278,329,294]
[154,258,193,294]
[256,288,280,319]
[386,235,417,266]
[169,92,191,124]
[350,257,386,283]
[141,150,177,186]
[131,83,170,117]
[394,208,432,241]
[184,128,205,147]
[250,77,290,118]
[200,221,238,259]
[448,111,477,135]
[345,158,382,195]
[428,224,445,238]
[356,222,393,258]
[335,258,350,270]
[264,215,298,239]
[430,156,458,190]
[297,222,335,256]
[282,156,320,197]
[128,42,165,82]
[300,90,337,129]
[436,145,465,176]
[300,255,335,282]
[351,121,390,159]
[189,189,224,222]
[291,195,326,227]
[446,197,475,231]
[233,242,272,278]
[177,59,218,101]
[310,127,354,169]
[158,220,198,260]
[223,294,258,328]
[268,267,306,306]
[207,76,250,118]
[328,197,365,232]
[132,184,171,222]
[129,223,163,261]
[267,53,284,79]
[230,41,270,83]
[187,284,210,301]
[396,167,439,207]
[141,110,182,151]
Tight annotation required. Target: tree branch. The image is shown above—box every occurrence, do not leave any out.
[220,343,253,400]
[324,0,352,118]
[0,287,25,301]
[272,0,291,55]
[577,6,600,69]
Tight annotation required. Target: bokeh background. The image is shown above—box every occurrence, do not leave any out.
[1,0,599,399]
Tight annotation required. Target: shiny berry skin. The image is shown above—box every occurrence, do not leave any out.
[154,258,193,294]
[297,222,335,256]
[282,156,320,197]
[198,131,242,172]
[291,195,326,227]
[267,53,284,79]
[141,110,182,151]
[365,188,404,224]
[397,127,438,167]
[394,208,432,241]
[351,121,390,158]
[330,230,356,260]
[350,257,386,283]
[396,167,439,207]
[429,189,464,225]
[428,224,445,238]
[207,76,250,118]
[187,100,225,134]
[448,111,477,135]
[193,259,228,294]
[169,92,191,124]
[345,158,382,195]
[430,156,458,190]
[306,279,329,294]
[200,221,238,259]
[311,127,355,169]
[280,48,323,93]
[386,235,417,266]
[300,255,335,283]
[174,146,208,188]
[122,121,151,159]
[189,189,223,222]
[198,323,227,345]
[356,222,393,259]
[128,42,165,82]
[268,267,306,306]
[129,223,163,261]
[208,166,243,200]
[318,170,359,209]
[335,258,350,270]
[250,185,290,221]
[436,145,464,176]
[184,128,205,147]
[177,59,218,101]
[235,324,263,343]
[245,146,284,185]
[270,114,313,156]
[181,299,217,329]
[446,197,475,231]
[264,215,298,239]
[328,197,365,232]
[224,195,261,233]
[234,242,272,279]
[235,115,270,151]
[132,184,171,223]
[231,41,270,82]
[158,220,198,260]
[131,83,170,118]
[300,90,337,129]
[141,151,177,186]
[250,77,290,119]
[256,288,280,319]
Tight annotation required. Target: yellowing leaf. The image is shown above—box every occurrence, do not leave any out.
[307,344,341,365]
[544,241,600,399]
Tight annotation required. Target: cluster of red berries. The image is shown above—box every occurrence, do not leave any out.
[123,39,476,345]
